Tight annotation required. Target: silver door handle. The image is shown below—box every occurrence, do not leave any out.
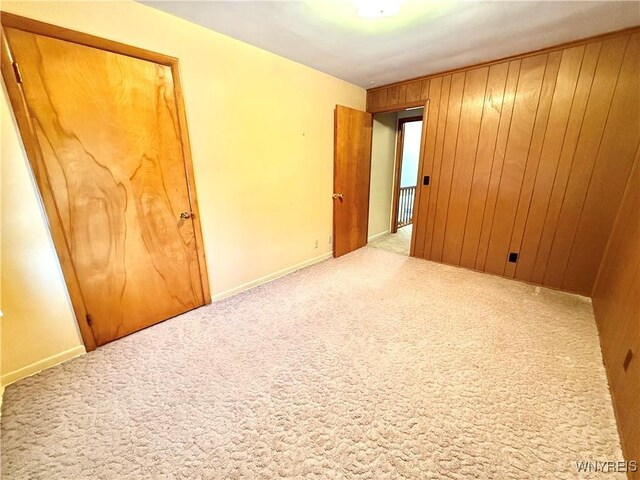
[180,212,192,219]
[332,193,343,200]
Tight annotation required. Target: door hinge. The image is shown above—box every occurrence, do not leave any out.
[12,62,22,84]
[86,313,93,327]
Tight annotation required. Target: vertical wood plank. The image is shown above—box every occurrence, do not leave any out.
[504,51,562,278]
[387,85,400,106]
[562,33,640,294]
[421,78,431,100]
[430,71,466,262]
[420,79,430,104]
[412,79,440,257]
[542,34,630,289]
[591,150,640,469]
[397,83,407,104]
[370,88,388,111]
[484,54,548,275]
[514,44,587,282]
[421,75,452,258]
[459,62,510,268]
[406,80,422,102]
[475,60,522,270]
[441,67,489,264]
[409,81,430,255]
[529,41,603,284]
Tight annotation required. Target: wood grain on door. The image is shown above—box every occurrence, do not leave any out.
[3,25,209,347]
[333,105,373,257]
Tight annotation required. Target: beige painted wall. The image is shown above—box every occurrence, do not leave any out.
[0,79,2,395]
[0,1,365,384]
[1,93,84,385]
[368,112,398,239]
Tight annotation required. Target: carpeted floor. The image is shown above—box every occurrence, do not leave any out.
[1,247,622,479]
[368,225,412,255]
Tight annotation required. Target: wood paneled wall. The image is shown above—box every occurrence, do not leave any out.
[592,156,639,475]
[368,29,640,296]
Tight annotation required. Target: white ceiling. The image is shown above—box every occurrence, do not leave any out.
[142,1,640,88]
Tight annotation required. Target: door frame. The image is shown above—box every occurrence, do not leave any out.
[366,101,429,259]
[0,12,211,351]
[390,115,423,233]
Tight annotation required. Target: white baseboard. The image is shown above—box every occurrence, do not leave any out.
[368,230,390,242]
[0,254,334,386]
[212,251,333,302]
[1,345,85,387]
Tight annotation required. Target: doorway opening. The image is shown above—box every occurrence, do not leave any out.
[367,107,424,256]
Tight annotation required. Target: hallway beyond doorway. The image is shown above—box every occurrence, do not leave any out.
[392,117,421,232]
[368,224,412,256]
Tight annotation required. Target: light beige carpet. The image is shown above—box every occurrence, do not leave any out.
[1,247,622,479]
[368,225,412,255]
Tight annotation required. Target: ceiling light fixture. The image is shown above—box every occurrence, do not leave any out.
[357,0,401,18]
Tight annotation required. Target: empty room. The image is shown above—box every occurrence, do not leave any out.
[1,1,639,479]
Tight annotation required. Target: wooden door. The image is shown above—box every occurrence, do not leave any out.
[1,18,210,348]
[333,105,372,257]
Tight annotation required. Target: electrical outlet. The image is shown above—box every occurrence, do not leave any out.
[328,235,332,244]
[314,239,318,249]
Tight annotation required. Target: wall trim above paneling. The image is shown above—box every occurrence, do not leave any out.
[367,25,640,113]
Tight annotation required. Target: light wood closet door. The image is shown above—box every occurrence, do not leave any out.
[5,28,206,346]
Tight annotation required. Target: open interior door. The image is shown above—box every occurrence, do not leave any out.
[333,105,373,257]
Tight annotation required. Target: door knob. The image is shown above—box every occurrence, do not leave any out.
[332,193,343,200]
[180,211,192,219]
